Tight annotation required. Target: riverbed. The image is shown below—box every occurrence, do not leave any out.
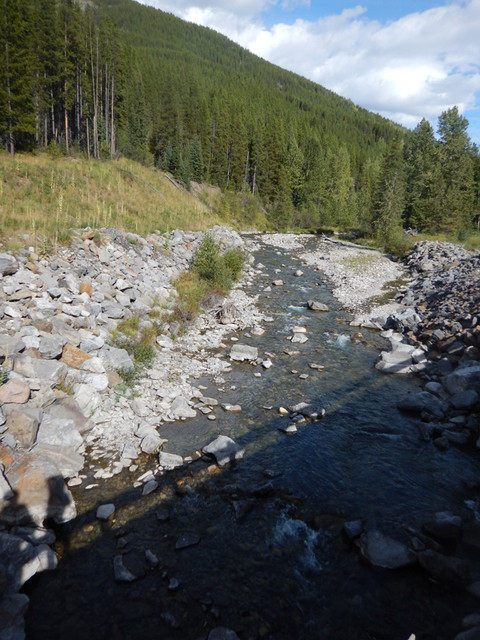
[25,235,480,640]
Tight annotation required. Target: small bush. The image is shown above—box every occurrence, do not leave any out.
[222,247,245,281]
[191,233,222,284]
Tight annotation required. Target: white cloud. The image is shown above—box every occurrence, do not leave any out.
[136,0,480,134]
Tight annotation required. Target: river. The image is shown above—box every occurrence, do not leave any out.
[25,237,480,640]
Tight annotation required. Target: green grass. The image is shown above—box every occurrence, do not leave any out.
[0,151,221,248]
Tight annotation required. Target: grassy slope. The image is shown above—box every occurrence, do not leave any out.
[0,152,222,249]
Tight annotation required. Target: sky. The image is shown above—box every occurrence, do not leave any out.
[135,0,480,145]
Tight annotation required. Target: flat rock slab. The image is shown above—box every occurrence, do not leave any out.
[203,435,245,466]
[0,380,30,404]
[158,451,184,470]
[229,344,258,362]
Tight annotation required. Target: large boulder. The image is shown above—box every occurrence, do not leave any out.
[358,530,416,569]
[203,435,245,467]
[229,344,258,362]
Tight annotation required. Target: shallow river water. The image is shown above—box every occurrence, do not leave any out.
[25,238,480,640]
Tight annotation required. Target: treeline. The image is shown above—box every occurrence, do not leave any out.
[1,0,479,238]
[0,0,148,160]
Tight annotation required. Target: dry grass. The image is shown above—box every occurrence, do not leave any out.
[0,151,221,248]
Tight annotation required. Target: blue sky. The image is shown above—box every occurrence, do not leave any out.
[136,0,480,145]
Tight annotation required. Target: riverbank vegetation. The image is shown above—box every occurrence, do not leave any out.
[1,0,479,251]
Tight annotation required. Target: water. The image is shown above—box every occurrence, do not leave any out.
[25,238,480,640]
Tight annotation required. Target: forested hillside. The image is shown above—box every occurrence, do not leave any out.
[1,0,479,240]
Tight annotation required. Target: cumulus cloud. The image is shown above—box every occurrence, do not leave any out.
[136,0,480,134]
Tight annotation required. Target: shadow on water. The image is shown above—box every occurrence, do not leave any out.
[16,239,480,640]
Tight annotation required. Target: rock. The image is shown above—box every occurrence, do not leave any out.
[454,627,480,640]
[39,335,65,360]
[1,452,76,525]
[444,364,480,394]
[202,435,245,466]
[175,532,200,550]
[36,416,83,452]
[272,280,283,286]
[450,390,479,410]
[156,335,174,349]
[0,533,57,591]
[229,343,258,362]
[98,345,134,372]
[131,398,149,417]
[0,593,29,640]
[343,520,364,541]
[423,512,462,541]
[397,391,446,418]
[113,555,139,582]
[142,480,158,496]
[96,504,115,520]
[418,549,471,585]
[13,355,67,387]
[73,383,101,417]
[208,627,240,640]
[358,530,416,569]
[158,452,184,470]
[222,404,242,412]
[307,300,329,312]
[279,424,297,434]
[61,343,91,369]
[375,350,413,374]
[169,395,196,419]
[3,406,41,448]
[140,433,166,455]
[0,379,30,404]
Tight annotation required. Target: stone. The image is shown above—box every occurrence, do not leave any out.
[175,532,200,550]
[3,406,41,448]
[169,395,196,419]
[0,533,57,591]
[36,416,84,452]
[13,355,67,387]
[358,530,416,569]
[375,350,413,374]
[113,555,138,582]
[423,512,462,541]
[203,435,245,466]
[1,452,76,525]
[307,300,329,312]
[158,452,184,470]
[140,433,166,454]
[279,424,297,434]
[229,343,258,362]
[343,520,364,541]
[79,282,93,297]
[39,336,65,360]
[454,627,480,640]
[142,480,158,496]
[61,343,91,369]
[418,549,471,585]
[222,404,242,412]
[0,469,13,500]
[445,364,480,394]
[156,335,174,349]
[96,504,115,520]
[0,379,30,404]
[98,345,134,372]
[291,333,308,344]
[450,390,479,410]
[131,398,149,417]
[0,593,29,640]
[397,392,446,418]
[73,384,101,417]
[208,628,240,640]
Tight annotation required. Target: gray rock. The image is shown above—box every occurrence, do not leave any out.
[96,504,115,520]
[307,300,329,312]
[13,355,67,387]
[113,555,138,582]
[156,335,174,349]
[175,532,200,550]
[418,549,471,585]
[229,343,258,362]
[158,451,184,470]
[98,345,134,372]
[397,391,446,418]
[0,469,13,500]
[169,395,196,419]
[343,519,364,541]
[73,384,102,417]
[208,628,240,640]
[375,349,413,374]
[140,433,166,454]
[0,593,29,640]
[202,435,245,466]
[38,335,65,360]
[445,363,480,394]
[142,480,158,496]
[450,390,479,410]
[36,416,83,452]
[2,406,42,448]
[359,530,416,569]
[0,533,57,591]
[131,398,149,417]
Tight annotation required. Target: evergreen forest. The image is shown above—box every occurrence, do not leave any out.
[1,0,479,241]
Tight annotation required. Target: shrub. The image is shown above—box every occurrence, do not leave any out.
[191,232,222,284]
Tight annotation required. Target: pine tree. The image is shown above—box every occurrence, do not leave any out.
[404,118,442,231]
[437,106,475,232]
[373,137,406,246]
[0,0,35,156]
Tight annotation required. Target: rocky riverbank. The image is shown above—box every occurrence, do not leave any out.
[1,229,479,640]
[0,225,263,639]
